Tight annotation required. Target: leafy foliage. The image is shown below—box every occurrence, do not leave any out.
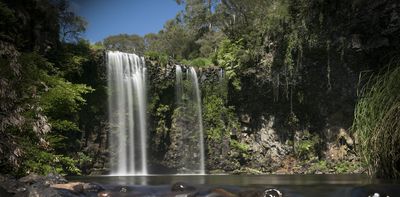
[57,0,88,43]
[144,51,170,67]
[215,38,248,90]
[0,0,96,176]
[2,0,400,178]
[20,144,81,176]
[181,57,213,68]
[294,130,320,160]
[40,77,93,117]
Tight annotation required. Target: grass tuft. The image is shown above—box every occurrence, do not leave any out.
[352,66,400,178]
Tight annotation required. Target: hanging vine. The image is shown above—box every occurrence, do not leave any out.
[326,39,332,91]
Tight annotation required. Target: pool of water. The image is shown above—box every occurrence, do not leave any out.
[68,174,400,196]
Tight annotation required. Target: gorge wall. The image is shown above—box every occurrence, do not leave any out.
[80,50,360,175]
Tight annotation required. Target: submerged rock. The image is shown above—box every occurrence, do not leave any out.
[171,182,196,192]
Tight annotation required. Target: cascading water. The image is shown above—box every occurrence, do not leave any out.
[174,65,205,174]
[188,67,206,174]
[107,51,148,175]
[218,68,224,82]
[175,65,183,105]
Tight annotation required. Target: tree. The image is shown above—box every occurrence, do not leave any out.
[103,34,145,54]
[176,0,219,32]
[56,0,87,43]
[144,33,161,53]
[157,19,196,59]
[196,30,225,57]
[0,0,95,176]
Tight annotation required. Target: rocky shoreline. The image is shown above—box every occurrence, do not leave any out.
[2,173,400,197]
[0,173,280,197]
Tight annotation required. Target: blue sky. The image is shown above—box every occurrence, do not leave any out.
[70,0,184,43]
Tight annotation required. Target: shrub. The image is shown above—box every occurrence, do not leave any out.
[294,130,320,160]
[181,57,213,68]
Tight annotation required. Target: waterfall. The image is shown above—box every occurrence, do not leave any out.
[107,51,148,175]
[174,65,205,174]
[175,65,183,105]
[188,67,206,174]
[218,68,224,82]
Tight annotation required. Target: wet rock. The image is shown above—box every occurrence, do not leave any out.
[45,173,68,185]
[209,188,238,197]
[240,114,251,124]
[237,115,290,172]
[98,191,112,197]
[19,174,43,185]
[350,184,400,197]
[51,182,84,191]
[97,191,110,197]
[163,105,205,171]
[264,189,282,197]
[0,186,12,197]
[52,182,105,196]
[351,34,362,50]
[338,128,354,148]
[18,173,67,187]
[171,182,196,192]
[324,128,359,165]
[16,184,65,197]
[83,182,105,193]
[111,185,137,194]
[259,116,290,162]
[72,183,84,193]
[238,190,264,197]
[0,174,25,194]
[242,126,250,133]
[119,186,127,193]
[369,193,380,197]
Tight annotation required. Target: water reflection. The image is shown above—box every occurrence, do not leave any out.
[68,174,400,197]
[70,174,393,186]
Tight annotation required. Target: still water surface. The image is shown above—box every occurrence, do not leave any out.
[69,174,400,197]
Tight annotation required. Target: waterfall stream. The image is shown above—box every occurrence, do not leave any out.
[106,55,206,175]
[188,67,206,174]
[175,65,205,174]
[107,51,148,175]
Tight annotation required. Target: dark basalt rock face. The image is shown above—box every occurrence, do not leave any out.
[82,51,361,175]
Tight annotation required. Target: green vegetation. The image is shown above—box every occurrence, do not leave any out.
[1,0,399,178]
[307,160,361,174]
[181,57,213,68]
[294,131,320,160]
[352,66,400,178]
[0,0,104,176]
[215,39,248,91]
